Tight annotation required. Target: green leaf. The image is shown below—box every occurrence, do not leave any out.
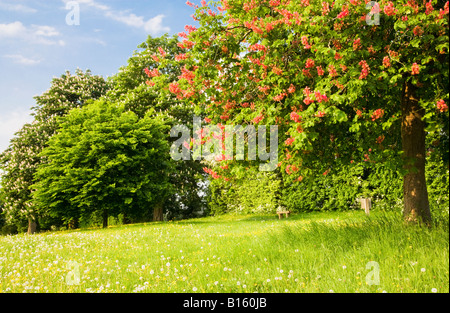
[410,39,420,48]
[334,109,348,123]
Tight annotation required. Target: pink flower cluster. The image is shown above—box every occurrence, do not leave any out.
[411,63,420,75]
[301,36,311,49]
[337,6,349,18]
[371,109,385,121]
[382,56,391,68]
[383,2,397,16]
[285,137,295,146]
[290,111,301,123]
[359,60,370,80]
[437,99,448,112]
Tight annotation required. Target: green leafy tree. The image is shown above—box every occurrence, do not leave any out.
[107,35,208,220]
[148,0,449,225]
[0,69,109,233]
[33,100,173,228]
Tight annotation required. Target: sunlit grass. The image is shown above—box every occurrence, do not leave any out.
[0,210,448,293]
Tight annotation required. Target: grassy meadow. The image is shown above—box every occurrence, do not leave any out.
[0,210,448,293]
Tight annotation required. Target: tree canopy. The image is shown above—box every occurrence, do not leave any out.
[32,100,173,228]
[147,0,449,224]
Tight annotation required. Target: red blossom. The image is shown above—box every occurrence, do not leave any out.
[353,38,361,50]
[303,96,313,105]
[337,7,349,19]
[253,114,264,124]
[158,47,167,57]
[178,65,196,81]
[328,64,338,77]
[301,36,311,49]
[302,69,312,78]
[316,66,324,76]
[376,135,385,144]
[285,137,295,146]
[358,60,370,79]
[321,1,330,15]
[439,2,449,18]
[411,62,420,75]
[425,1,433,15]
[272,66,283,75]
[288,84,296,93]
[316,111,326,118]
[145,68,160,78]
[175,53,189,61]
[185,25,198,34]
[437,99,448,112]
[290,111,301,123]
[249,43,267,52]
[383,1,397,16]
[371,109,385,121]
[382,56,391,67]
[273,92,287,101]
[169,82,182,94]
[305,58,315,68]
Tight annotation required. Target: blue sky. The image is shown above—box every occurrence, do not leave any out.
[0,0,198,153]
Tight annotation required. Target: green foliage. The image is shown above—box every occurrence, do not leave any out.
[281,156,447,216]
[209,168,281,215]
[108,35,207,220]
[426,155,450,224]
[32,99,173,227]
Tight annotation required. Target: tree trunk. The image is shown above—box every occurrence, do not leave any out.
[102,209,108,228]
[153,202,164,221]
[27,218,37,235]
[401,80,432,225]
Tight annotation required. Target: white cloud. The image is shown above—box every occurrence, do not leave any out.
[105,11,144,28]
[3,54,42,65]
[0,21,27,38]
[32,25,61,37]
[144,15,171,35]
[0,22,64,46]
[0,2,37,14]
[61,0,170,35]
[105,12,170,35]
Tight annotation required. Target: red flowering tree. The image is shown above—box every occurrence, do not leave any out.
[148,0,449,225]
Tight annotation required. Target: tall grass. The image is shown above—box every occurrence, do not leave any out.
[0,210,448,293]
